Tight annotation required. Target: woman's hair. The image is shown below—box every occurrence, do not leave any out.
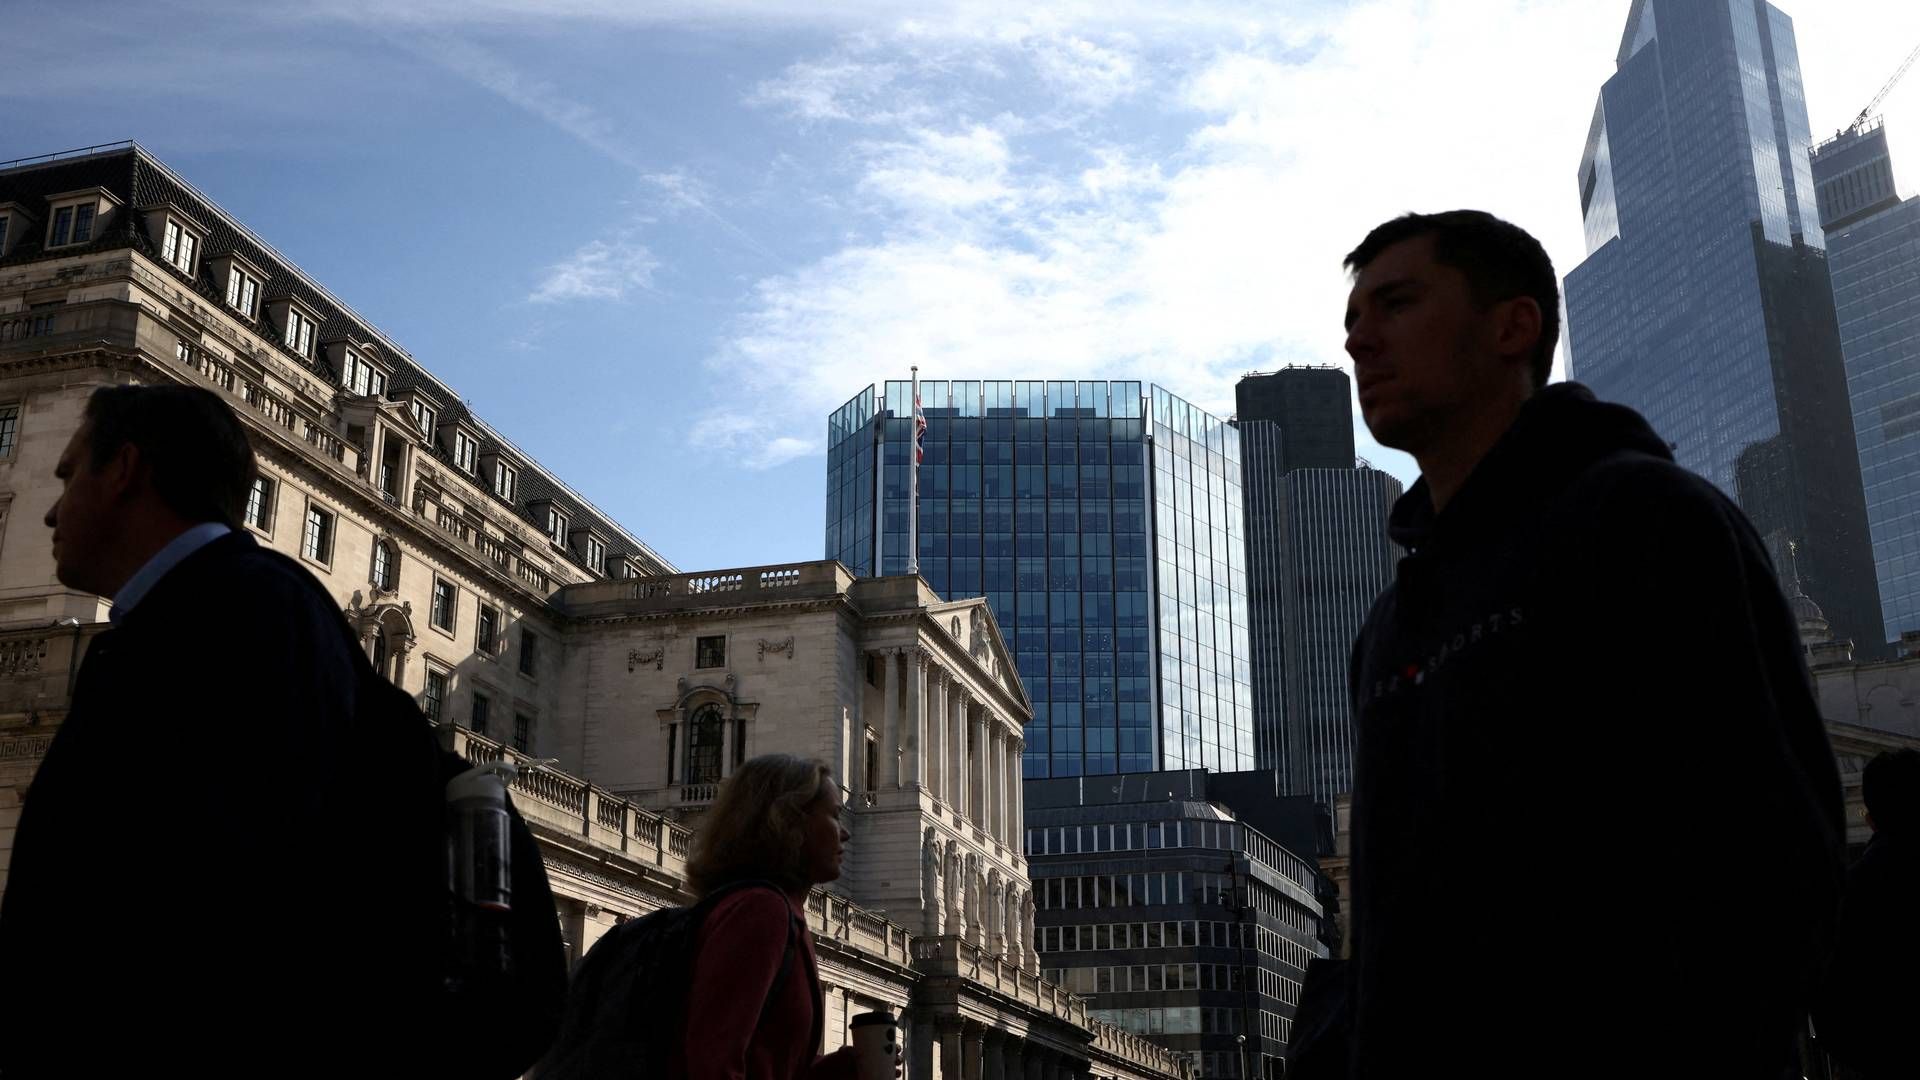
[686,754,834,898]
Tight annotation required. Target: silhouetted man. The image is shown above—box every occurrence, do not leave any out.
[0,386,465,1076]
[1816,748,1920,1078]
[1340,212,1843,1078]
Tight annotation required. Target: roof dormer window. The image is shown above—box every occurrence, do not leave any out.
[161,220,197,274]
[268,297,321,359]
[46,189,121,253]
[328,341,391,398]
[211,253,266,320]
[410,399,436,438]
[480,450,519,502]
[530,501,570,549]
[570,527,609,575]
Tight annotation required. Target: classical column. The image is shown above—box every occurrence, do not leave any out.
[970,705,989,827]
[1008,734,1026,847]
[950,688,969,813]
[910,1009,936,1080]
[882,649,902,788]
[1004,1037,1027,1080]
[982,1030,1006,1080]
[927,667,947,802]
[904,648,925,789]
[963,1023,986,1080]
[939,1020,964,1080]
[1023,1047,1044,1080]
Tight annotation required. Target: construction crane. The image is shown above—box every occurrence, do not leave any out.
[1845,41,1920,137]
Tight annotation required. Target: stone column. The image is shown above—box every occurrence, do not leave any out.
[970,705,989,827]
[1023,1047,1044,1080]
[982,1030,1006,1080]
[1009,735,1026,847]
[882,649,902,788]
[905,648,924,789]
[927,667,947,803]
[951,688,969,814]
[963,1023,986,1080]
[1004,1036,1027,1080]
[987,728,1003,840]
[910,1009,936,1080]
[939,1020,964,1080]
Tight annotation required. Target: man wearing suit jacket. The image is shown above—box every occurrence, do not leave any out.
[0,385,442,1076]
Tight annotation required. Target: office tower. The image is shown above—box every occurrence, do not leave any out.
[1236,369,1399,804]
[826,380,1253,779]
[1025,770,1329,1080]
[1813,120,1920,641]
[1563,0,1886,654]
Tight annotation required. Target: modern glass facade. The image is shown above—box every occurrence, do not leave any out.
[1564,0,1886,654]
[1025,771,1327,1080]
[824,380,1252,779]
[1814,123,1920,640]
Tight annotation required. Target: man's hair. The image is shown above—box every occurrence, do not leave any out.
[84,384,257,529]
[1344,210,1560,389]
[1863,748,1920,834]
[686,754,834,898]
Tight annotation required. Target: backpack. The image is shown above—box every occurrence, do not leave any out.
[328,598,570,1078]
[531,881,799,1080]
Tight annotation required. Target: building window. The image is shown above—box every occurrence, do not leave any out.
[372,540,398,591]
[160,219,196,273]
[476,603,499,654]
[687,704,724,784]
[284,307,315,357]
[423,670,448,722]
[50,204,95,248]
[514,713,533,753]
[546,508,568,547]
[342,350,385,397]
[864,736,878,794]
[0,215,8,254]
[696,635,726,669]
[493,460,516,501]
[519,632,538,677]
[410,399,436,437]
[225,266,260,317]
[0,404,19,459]
[431,579,457,632]
[243,476,273,531]
[301,504,333,564]
[584,535,605,573]
[470,691,490,736]
[454,431,478,474]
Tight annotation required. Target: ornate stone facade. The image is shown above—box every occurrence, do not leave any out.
[0,143,1186,1080]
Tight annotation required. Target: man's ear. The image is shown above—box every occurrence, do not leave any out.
[1494,296,1544,367]
[101,442,145,505]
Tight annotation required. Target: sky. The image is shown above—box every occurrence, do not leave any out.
[5,0,1919,572]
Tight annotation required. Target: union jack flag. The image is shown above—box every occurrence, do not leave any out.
[913,391,927,464]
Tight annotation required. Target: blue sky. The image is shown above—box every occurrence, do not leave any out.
[6,0,1918,571]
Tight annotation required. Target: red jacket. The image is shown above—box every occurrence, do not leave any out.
[674,888,858,1080]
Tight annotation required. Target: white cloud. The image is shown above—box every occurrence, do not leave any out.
[529,238,660,303]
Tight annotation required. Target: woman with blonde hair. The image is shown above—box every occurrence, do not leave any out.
[673,753,858,1080]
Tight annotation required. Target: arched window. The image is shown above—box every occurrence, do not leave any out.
[687,704,725,785]
[372,540,398,591]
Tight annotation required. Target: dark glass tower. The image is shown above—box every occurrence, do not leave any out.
[1564,0,1885,655]
[1235,369,1399,804]
[825,380,1253,779]
[1813,121,1920,642]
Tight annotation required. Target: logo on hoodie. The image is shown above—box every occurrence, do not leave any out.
[1365,606,1527,704]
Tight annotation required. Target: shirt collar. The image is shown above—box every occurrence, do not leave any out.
[110,522,232,625]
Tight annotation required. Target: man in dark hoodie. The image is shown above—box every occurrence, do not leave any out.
[1338,211,1843,1078]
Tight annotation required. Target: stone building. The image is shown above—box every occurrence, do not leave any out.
[0,141,1184,1080]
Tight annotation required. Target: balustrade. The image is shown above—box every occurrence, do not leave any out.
[0,635,48,676]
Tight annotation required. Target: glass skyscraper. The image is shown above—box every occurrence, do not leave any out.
[1564,0,1886,653]
[1813,121,1920,640]
[826,380,1253,779]
[1236,370,1400,805]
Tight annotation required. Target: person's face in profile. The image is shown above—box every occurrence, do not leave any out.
[45,423,128,596]
[1344,234,1500,457]
[799,781,851,885]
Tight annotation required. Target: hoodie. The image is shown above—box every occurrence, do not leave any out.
[1345,384,1844,1079]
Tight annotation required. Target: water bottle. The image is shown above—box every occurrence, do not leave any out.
[447,760,518,987]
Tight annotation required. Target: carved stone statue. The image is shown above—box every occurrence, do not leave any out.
[987,871,1005,955]
[1004,887,1021,961]
[945,843,964,933]
[921,827,943,937]
[1021,890,1038,969]
[964,854,984,946]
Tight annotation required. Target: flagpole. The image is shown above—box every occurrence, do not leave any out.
[909,366,920,578]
